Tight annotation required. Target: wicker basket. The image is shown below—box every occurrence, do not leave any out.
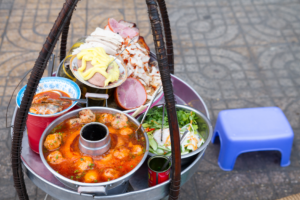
[11,0,181,200]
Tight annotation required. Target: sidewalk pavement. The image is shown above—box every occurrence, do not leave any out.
[1,0,300,199]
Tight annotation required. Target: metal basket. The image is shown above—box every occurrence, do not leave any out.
[11,0,181,200]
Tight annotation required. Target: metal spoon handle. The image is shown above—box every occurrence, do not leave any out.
[161,104,165,142]
[135,85,162,139]
[139,85,162,125]
[180,130,189,143]
[59,97,87,103]
[161,130,189,171]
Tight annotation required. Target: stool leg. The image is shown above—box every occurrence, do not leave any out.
[218,145,239,171]
[211,131,219,144]
[280,149,291,167]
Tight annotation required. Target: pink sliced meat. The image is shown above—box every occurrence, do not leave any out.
[115,77,147,110]
[78,59,106,87]
[119,20,136,28]
[108,18,139,39]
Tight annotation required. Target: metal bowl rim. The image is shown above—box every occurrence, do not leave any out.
[39,107,149,187]
[70,56,128,90]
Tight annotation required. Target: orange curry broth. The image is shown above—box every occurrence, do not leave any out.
[33,90,72,110]
[43,112,146,183]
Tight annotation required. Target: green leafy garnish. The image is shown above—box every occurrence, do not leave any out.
[51,125,62,133]
[142,107,206,155]
[142,107,200,132]
[88,163,94,167]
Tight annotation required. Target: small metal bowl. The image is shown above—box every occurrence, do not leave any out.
[137,104,212,166]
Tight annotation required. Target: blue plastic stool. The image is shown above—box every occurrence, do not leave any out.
[212,107,294,171]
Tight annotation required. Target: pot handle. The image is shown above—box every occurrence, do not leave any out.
[85,93,109,107]
[78,186,107,195]
[85,93,109,99]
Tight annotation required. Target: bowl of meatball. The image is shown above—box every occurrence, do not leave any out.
[39,107,149,195]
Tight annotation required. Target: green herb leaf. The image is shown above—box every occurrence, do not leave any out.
[51,125,62,133]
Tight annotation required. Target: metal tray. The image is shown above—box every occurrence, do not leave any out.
[11,74,209,200]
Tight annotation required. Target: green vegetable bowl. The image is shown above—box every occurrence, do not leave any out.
[137,104,213,166]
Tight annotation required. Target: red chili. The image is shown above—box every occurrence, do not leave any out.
[146,128,155,132]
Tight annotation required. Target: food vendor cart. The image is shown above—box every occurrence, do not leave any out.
[10,0,212,199]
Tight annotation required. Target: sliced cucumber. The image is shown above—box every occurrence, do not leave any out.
[157,145,170,151]
[187,145,194,151]
[156,149,164,155]
[165,152,172,156]
[149,149,156,154]
[149,138,158,151]
[181,151,190,155]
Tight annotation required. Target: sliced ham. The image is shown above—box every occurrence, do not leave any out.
[119,20,136,28]
[108,18,139,39]
[78,60,106,87]
[77,59,116,87]
[114,77,147,110]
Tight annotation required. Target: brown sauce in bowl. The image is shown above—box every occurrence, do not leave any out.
[30,90,72,115]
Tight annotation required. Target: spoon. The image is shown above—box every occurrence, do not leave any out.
[134,85,162,139]
[161,104,165,142]
[50,91,109,106]
[51,91,87,104]
[160,130,189,171]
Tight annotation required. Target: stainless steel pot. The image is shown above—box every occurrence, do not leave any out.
[138,104,212,166]
[39,107,149,196]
